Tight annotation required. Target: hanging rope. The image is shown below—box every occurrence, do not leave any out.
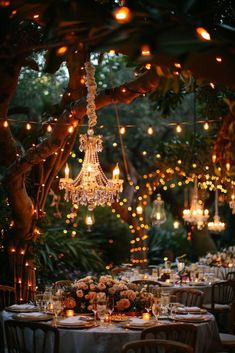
[85,61,97,131]
[108,60,130,180]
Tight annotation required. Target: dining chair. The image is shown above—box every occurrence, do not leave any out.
[203,280,235,314]
[141,323,197,351]
[226,272,235,280]
[172,288,204,307]
[5,320,60,353]
[121,339,194,353]
[53,280,72,290]
[0,285,16,310]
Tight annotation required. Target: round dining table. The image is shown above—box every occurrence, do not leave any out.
[0,309,221,353]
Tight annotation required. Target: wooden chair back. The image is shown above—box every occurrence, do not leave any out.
[211,280,235,310]
[141,323,197,350]
[172,288,204,307]
[0,285,16,310]
[226,272,235,280]
[53,280,72,291]
[122,339,194,353]
[5,320,60,353]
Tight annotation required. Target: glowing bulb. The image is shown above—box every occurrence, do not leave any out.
[68,126,74,133]
[47,124,52,132]
[120,126,126,135]
[136,205,143,215]
[196,27,211,41]
[141,45,151,56]
[3,120,8,127]
[145,63,151,70]
[176,124,182,133]
[113,6,132,24]
[26,123,32,130]
[57,46,68,55]
[203,121,209,130]
[216,57,222,63]
[226,162,230,172]
[147,126,154,135]
[173,221,180,229]
[212,154,216,163]
[112,163,120,180]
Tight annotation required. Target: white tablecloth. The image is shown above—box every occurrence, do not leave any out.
[0,311,220,353]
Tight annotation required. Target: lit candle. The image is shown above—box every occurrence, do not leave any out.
[104,314,110,323]
[142,312,151,320]
[65,163,70,179]
[66,309,74,317]
[48,303,54,310]
[112,163,120,180]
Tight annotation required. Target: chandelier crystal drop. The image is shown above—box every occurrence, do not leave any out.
[59,62,123,210]
[208,189,225,233]
[182,177,209,230]
[150,194,166,226]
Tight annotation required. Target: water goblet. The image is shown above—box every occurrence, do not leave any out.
[152,298,161,322]
[97,293,107,325]
[107,296,114,316]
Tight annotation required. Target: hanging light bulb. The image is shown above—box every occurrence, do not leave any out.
[182,177,209,230]
[147,126,154,135]
[3,120,8,128]
[150,194,166,226]
[176,123,182,133]
[212,154,216,163]
[85,210,95,232]
[226,162,231,172]
[119,126,126,135]
[203,120,209,130]
[26,122,32,130]
[208,189,225,233]
[141,45,151,56]
[47,124,52,132]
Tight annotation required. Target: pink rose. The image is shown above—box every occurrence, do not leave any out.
[109,287,116,295]
[116,298,130,311]
[89,291,97,300]
[90,283,96,290]
[76,289,83,298]
[98,283,106,291]
[64,297,76,309]
[85,294,90,300]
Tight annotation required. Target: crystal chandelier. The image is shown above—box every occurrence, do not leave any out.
[60,62,123,210]
[182,177,209,230]
[229,194,235,214]
[208,189,225,233]
[150,194,166,226]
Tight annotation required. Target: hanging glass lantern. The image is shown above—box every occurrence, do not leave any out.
[208,189,225,233]
[150,194,166,226]
[182,177,209,230]
[229,193,235,214]
[85,210,95,232]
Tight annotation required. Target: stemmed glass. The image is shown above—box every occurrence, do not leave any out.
[97,293,107,325]
[91,299,97,322]
[107,296,115,316]
[52,296,63,327]
[144,293,153,314]
[152,297,161,322]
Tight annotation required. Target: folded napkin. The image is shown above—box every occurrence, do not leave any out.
[174,314,209,321]
[18,312,45,318]
[9,304,36,309]
[184,307,201,312]
[129,318,153,326]
[59,316,85,324]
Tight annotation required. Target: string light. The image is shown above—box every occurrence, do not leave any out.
[141,45,151,56]
[57,46,68,55]
[147,126,154,135]
[3,120,8,128]
[196,27,211,41]
[47,124,52,132]
[119,126,126,135]
[176,123,182,133]
[203,120,209,130]
[26,123,32,130]
[68,126,74,133]
[113,6,132,24]
[216,57,222,63]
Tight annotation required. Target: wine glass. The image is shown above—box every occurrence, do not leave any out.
[52,296,63,326]
[107,296,114,316]
[152,298,161,322]
[35,293,44,312]
[97,293,107,325]
[91,299,97,322]
[144,293,153,314]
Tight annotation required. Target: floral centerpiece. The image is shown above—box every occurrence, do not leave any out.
[63,275,150,313]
